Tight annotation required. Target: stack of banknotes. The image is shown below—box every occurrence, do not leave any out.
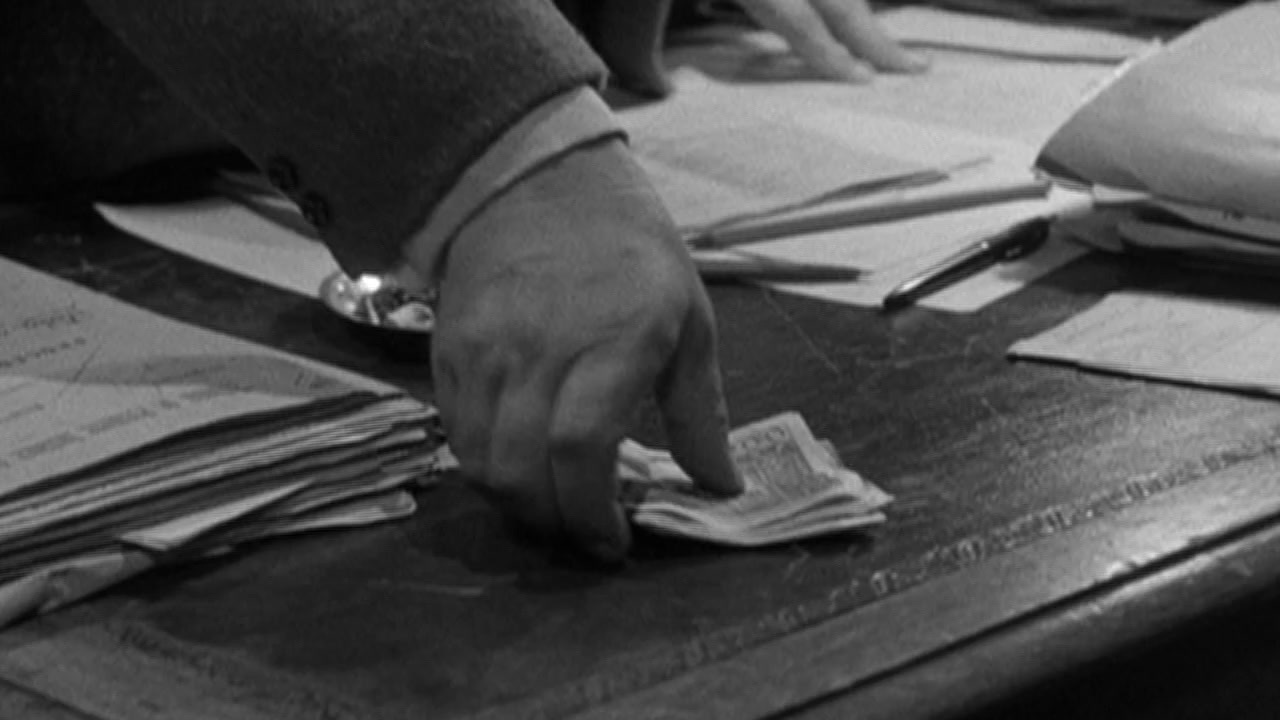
[619,412,891,545]
[428,412,892,546]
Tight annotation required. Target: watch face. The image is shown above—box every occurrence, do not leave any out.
[319,271,435,359]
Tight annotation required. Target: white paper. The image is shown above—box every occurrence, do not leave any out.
[1038,3,1280,222]
[96,198,336,297]
[118,481,308,552]
[665,13,1147,149]
[0,548,156,629]
[206,489,416,546]
[0,488,417,629]
[0,400,429,547]
[1010,289,1280,395]
[746,171,1094,312]
[1152,198,1280,246]
[880,5,1154,63]
[653,9,1146,311]
[618,70,993,230]
[1118,216,1280,258]
[0,256,401,498]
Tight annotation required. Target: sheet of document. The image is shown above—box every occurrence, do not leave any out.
[651,10,1148,310]
[1009,289,1280,395]
[0,255,398,498]
[96,198,337,297]
[665,9,1152,150]
[740,164,1094,311]
[0,399,428,552]
[879,5,1153,63]
[0,488,415,628]
[1038,3,1280,223]
[117,481,308,552]
[617,69,997,231]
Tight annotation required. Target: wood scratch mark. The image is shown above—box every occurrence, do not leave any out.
[783,546,811,581]
[761,292,841,376]
[979,396,1002,421]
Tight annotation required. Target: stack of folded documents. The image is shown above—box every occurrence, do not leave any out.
[1037,2,1280,270]
[0,256,440,626]
[1009,4,1280,396]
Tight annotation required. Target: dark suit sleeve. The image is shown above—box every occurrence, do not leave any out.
[82,0,608,274]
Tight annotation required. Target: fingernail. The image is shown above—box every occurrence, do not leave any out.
[905,52,931,72]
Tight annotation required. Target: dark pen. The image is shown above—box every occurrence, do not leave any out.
[881,216,1053,309]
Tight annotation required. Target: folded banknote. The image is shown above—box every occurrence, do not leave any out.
[427,412,891,546]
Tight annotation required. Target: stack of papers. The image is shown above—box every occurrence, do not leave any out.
[615,69,994,233]
[1037,3,1280,266]
[1013,4,1280,392]
[0,257,439,627]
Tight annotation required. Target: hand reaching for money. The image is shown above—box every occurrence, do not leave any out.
[425,412,891,548]
[620,412,891,546]
[432,139,741,563]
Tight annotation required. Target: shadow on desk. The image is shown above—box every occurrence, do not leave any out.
[981,589,1280,720]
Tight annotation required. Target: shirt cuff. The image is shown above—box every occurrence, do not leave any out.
[393,86,625,288]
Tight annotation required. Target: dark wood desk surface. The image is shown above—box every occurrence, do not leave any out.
[3,198,1280,720]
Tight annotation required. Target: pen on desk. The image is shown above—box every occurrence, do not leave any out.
[881,215,1053,309]
[687,175,1051,250]
[692,253,863,283]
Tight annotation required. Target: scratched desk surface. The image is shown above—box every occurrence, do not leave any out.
[4,203,1280,720]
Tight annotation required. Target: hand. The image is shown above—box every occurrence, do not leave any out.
[432,137,742,562]
[734,0,928,82]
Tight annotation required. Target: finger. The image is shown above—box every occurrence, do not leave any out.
[549,351,653,563]
[430,344,460,441]
[737,0,874,82]
[436,347,504,485]
[656,291,742,498]
[812,0,929,73]
[484,367,564,537]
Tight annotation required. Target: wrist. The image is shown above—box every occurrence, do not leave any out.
[394,87,625,289]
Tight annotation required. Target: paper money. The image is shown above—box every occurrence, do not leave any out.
[425,412,892,547]
[619,412,891,546]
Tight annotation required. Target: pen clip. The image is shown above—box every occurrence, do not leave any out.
[997,224,1051,261]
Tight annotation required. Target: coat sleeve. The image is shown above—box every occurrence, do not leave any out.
[82,0,609,274]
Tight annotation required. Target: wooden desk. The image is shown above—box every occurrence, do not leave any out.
[3,206,1280,720]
